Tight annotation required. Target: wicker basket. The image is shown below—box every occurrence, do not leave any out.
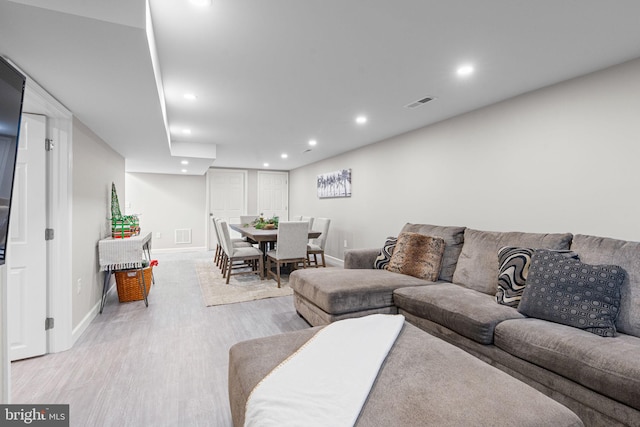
[115,267,152,302]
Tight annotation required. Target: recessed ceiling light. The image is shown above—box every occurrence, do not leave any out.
[190,0,211,6]
[456,64,475,77]
[183,93,197,101]
[181,160,189,165]
[355,115,368,125]
[182,129,192,135]
[263,163,269,167]
[281,153,288,159]
[308,139,317,146]
[181,169,188,173]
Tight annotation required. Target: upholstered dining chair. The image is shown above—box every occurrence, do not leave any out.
[240,215,259,226]
[219,220,264,284]
[301,216,314,230]
[291,215,314,230]
[307,217,331,267]
[212,217,224,268]
[214,218,252,270]
[239,215,260,245]
[266,221,309,287]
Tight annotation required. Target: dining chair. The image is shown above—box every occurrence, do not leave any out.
[240,215,259,226]
[239,215,260,245]
[214,218,252,270]
[291,215,314,230]
[217,218,252,246]
[307,217,331,267]
[301,216,314,230]
[266,221,309,287]
[212,217,224,268]
[219,220,264,284]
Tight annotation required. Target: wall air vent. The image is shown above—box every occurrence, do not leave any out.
[175,228,192,244]
[405,96,436,109]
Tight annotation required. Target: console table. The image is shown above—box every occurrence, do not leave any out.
[98,231,152,313]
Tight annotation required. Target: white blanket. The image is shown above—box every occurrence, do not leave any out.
[244,314,405,427]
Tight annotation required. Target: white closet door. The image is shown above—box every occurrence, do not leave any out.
[257,171,288,220]
[8,113,47,361]
[208,169,247,245]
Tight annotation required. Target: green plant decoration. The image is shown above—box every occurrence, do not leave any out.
[252,213,279,229]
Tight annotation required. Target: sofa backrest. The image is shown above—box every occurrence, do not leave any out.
[452,228,573,295]
[400,223,466,282]
[570,234,640,338]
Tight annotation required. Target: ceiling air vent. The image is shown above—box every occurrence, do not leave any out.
[405,96,436,109]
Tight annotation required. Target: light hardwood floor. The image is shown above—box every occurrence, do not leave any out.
[11,251,310,427]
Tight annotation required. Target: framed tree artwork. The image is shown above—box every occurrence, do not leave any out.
[317,169,351,198]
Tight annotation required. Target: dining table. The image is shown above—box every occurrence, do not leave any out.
[229,223,321,255]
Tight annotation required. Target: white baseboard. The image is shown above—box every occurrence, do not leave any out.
[326,254,344,268]
[71,283,115,346]
[151,246,208,254]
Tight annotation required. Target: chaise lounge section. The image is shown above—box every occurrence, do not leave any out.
[290,223,466,325]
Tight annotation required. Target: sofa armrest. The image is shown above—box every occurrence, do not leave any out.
[344,248,380,269]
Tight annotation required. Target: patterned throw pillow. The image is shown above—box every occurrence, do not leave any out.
[374,237,397,269]
[497,247,578,308]
[518,249,625,337]
[386,232,445,281]
[497,247,534,307]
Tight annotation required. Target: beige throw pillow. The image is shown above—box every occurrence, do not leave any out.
[386,232,445,281]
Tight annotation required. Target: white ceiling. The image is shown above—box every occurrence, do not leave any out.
[2,0,640,175]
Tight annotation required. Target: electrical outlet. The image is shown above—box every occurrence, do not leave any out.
[344,239,348,248]
[156,232,162,239]
[76,278,82,294]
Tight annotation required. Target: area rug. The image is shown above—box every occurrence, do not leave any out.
[195,259,293,306]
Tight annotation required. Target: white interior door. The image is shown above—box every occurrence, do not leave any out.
[7,114,47,361]
[208,169,247,244]
[257,171,289,220]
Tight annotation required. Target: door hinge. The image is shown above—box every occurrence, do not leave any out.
[45,138,54,151]
[45,317,54,330]
[45,228,54,240]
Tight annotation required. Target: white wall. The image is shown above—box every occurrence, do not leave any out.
[125,172,207,251]
[290,58,640,259]
[72,118,125,330]
[124,168,290,252]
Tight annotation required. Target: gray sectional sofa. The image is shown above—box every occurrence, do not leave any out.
[289,223,640,427]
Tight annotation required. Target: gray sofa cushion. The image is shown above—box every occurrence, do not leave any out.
[393,283,525,344]
[518,249,625,337]
[495,318,640,411]
[400,223,466,282]
[345,247,382,269]
[289,268,432,315]
[452,228,573,295]
[571,234,640,338]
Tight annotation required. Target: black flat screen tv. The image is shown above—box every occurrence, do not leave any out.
[0,57,26,265]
